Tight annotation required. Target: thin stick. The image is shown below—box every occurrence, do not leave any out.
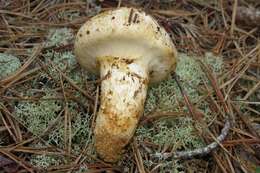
[230,0,238,36]
[60,73,71,155]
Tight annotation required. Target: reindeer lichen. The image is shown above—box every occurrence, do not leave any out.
[138,52,223,171]
[30,154,61,169]
[0,53,21,79]
[15,92,62,136]
[46,28,74,47]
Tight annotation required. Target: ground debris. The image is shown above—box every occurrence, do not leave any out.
[0,0,259,172]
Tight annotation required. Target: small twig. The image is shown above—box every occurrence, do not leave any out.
[0,112,17,142]
[117,0,122,8]
[140,111,185,125]
[214,153,229,173]
[132,139,146,173]
[173,74,200,121]
[230,0,238,36]
[91,86,99,130]
[60,73,71,155]
[242,80,260,100]
[0,9,35,19]
[0,106,22,142]
[0,149,34,173]
[159,116,230,159]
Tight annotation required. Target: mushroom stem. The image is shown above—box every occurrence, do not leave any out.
[94,56,149,162]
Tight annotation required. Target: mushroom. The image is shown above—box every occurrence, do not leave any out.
[74,7,177,162]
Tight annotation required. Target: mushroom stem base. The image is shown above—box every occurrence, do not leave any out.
[94,57,148,162]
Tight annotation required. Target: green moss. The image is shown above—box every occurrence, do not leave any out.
[68,68,93,87]
[0,53,21,79]
[6,26,95,169]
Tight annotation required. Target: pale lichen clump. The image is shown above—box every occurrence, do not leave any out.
[44,51,77,71]
[46,28,74,47]
[0,53,21,79]
[15,90,93,168]
[42,50,77,80]
[48,110,92,148]
[204,52,223,73]
[137,118,203,148]
[15,92,62,136]
[15,90,92,147]
[137,52,223,171]
[44,28,76,73]
[30,154,61,169]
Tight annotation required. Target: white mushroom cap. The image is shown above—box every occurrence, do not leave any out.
[74,7,177,83]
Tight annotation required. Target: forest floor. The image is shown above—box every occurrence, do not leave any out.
[0,0,259,173]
